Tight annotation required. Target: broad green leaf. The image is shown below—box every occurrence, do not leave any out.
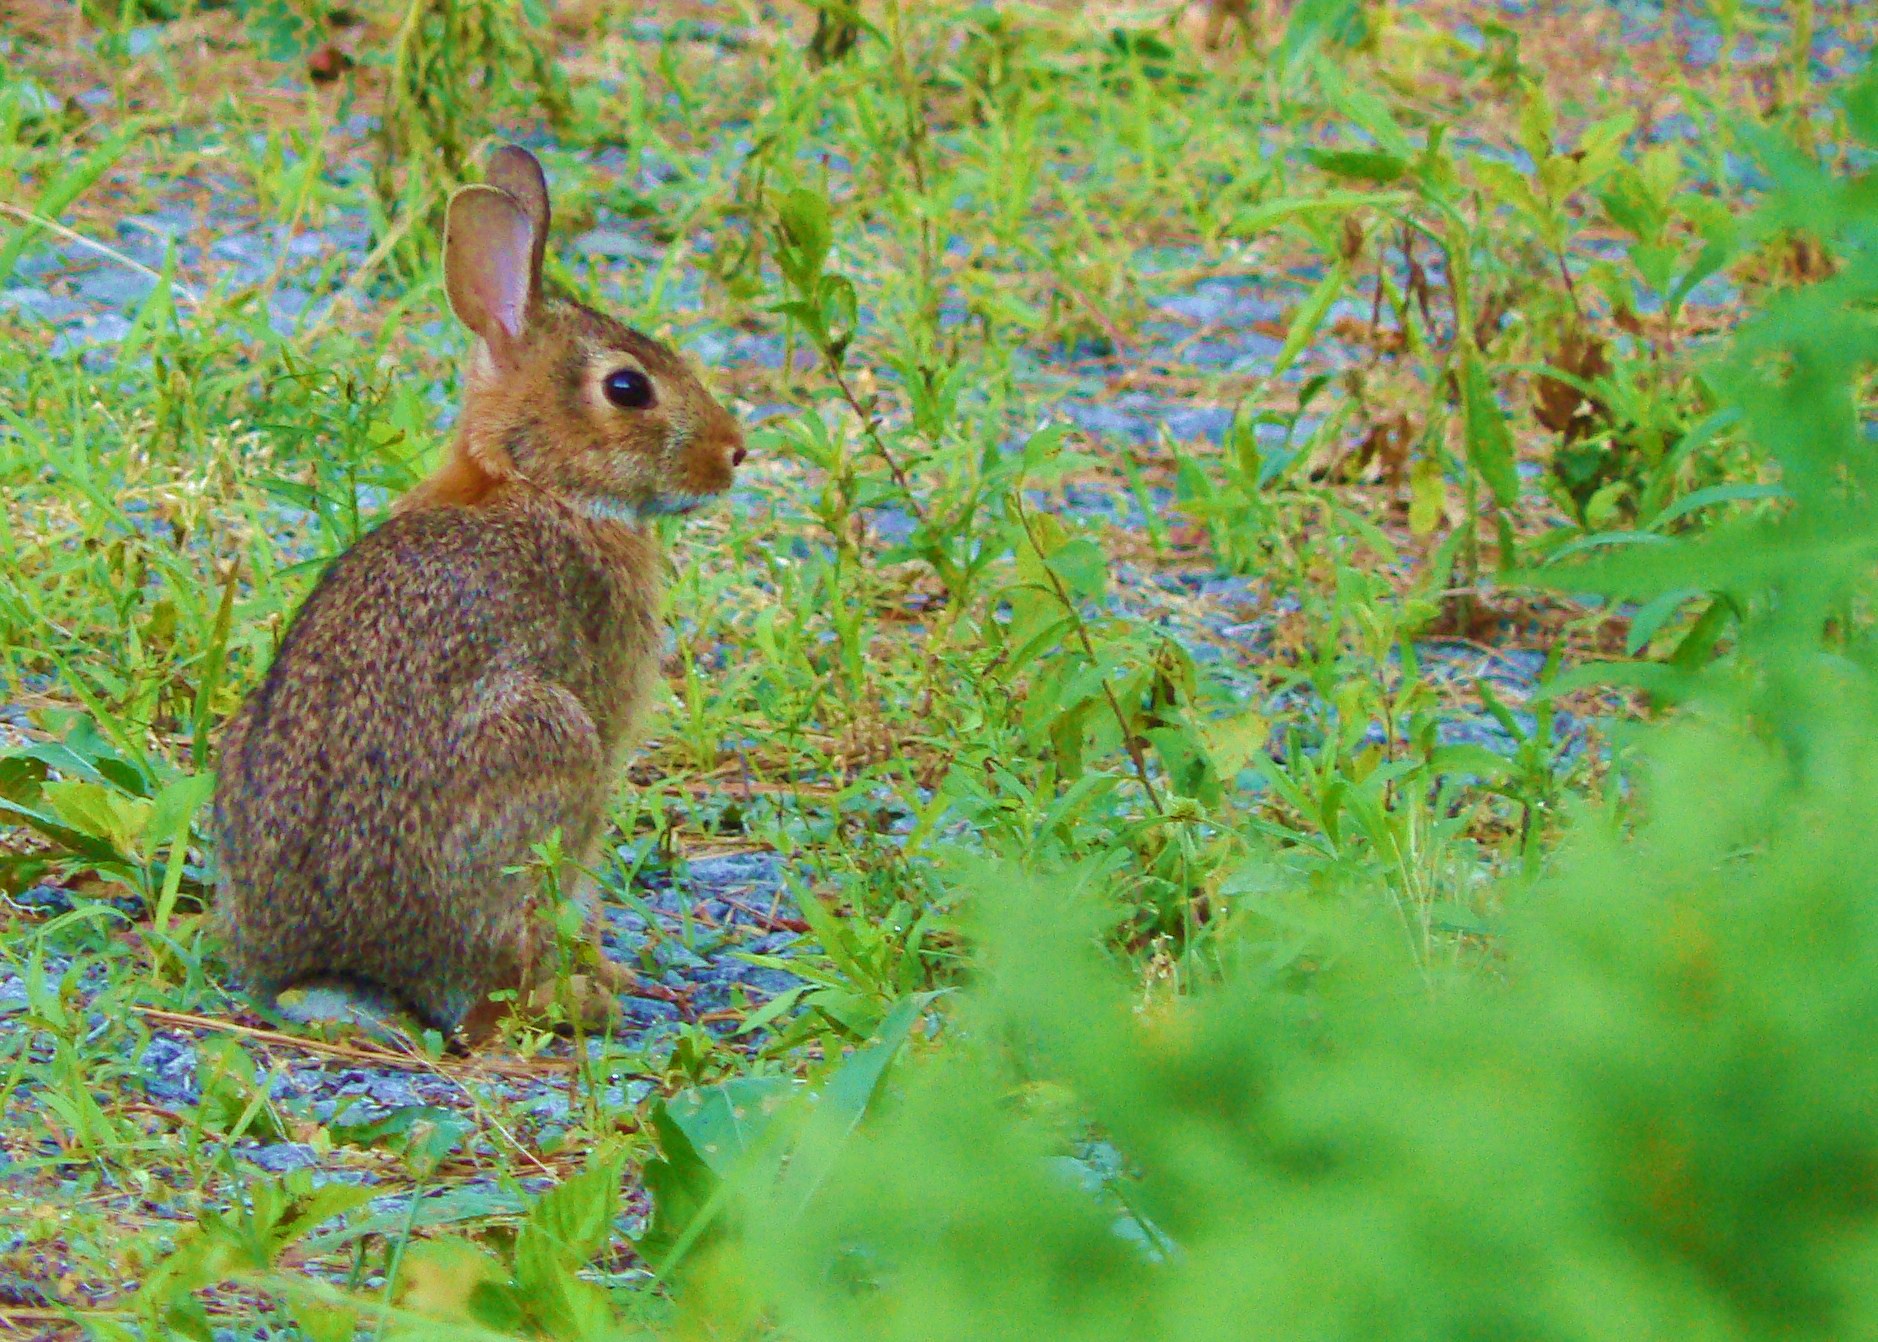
[776,997,922,1214]
[1146,723,1217,804]
[664,1076,797,1178]
[1048,536,1109,600]
[40,780,152,859]
[518,1143,629,1269]
[636,1100,723,1267]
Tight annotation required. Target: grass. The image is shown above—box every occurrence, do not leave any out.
[0,0,1873,1335]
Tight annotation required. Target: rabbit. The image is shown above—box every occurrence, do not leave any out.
[213,144,746,1043]
[1180,0,1262,50]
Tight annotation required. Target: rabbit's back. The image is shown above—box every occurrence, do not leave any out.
[214,496,659,1029]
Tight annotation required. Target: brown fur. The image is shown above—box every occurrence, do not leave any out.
[214,146,744,1041]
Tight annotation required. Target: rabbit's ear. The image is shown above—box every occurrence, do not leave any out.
[484,144,550,291]
[445,184,536,362]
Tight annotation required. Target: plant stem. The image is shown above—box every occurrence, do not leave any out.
[1014,498,1167,817]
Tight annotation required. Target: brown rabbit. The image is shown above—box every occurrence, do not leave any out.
[1180,0,1263,51]
[214,144,745,1041]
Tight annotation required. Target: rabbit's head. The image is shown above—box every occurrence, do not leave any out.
[441,146,745,520]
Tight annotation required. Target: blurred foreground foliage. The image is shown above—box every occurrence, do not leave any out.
[669,68,1878,1342]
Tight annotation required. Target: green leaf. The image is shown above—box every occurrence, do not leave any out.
[1574,112,1638,180]
[1625,587,1704,656]
[0,795,127,865]
[1316,55,1416,157]
[193,562,244,769]
[514,1248,616,1341]
[793,883,873,989]
[1230,190,1406,236]
[5,734,150,797]
[733,981,811,1036]
[1146,723,1218,804]
[668,1077,798,1176]
[1409,450,1446,536]
[288,1298,364,1342]
[1048,537,1110,601]
[147,770,214,851]
[1428,901,1494,936]
[1200,708,1271,783]
[1273,262,1347,382]
[1538,529,1669,566]
[640,1074,796,1280]
[776,997,922,1215]
[1272,0,1362,77]
[1516,78,1556,164]
[637,1100,720,1267]
[41,779,151,858]
[1472,158,1544,221]
[273,1184,380,1253]
[395,1238,515,1328]
[1428,744,1514,781]
[1649,482,1786,531]
[1668,596,1734,672]
[1599,169,1661,239]
[519,1143,629,1270]
[1306,148,1407,184]
[775,187,833,291]
[303,1185,526,1257]
[1460,352,1520,507]
[1844,63,1878,146]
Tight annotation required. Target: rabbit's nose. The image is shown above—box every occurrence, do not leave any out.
[731,443,747,467]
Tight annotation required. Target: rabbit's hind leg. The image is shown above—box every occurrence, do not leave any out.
[424,674,623,1040]
[561,863,638,994]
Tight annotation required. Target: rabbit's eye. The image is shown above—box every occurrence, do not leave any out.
[603,368,655,410]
